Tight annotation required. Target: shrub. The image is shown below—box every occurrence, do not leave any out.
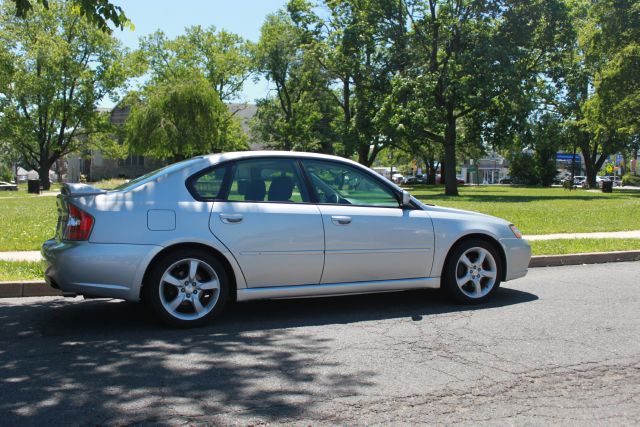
[0,164,13,182]
[621,173,640,186]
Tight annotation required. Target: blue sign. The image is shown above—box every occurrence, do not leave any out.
[556,153,580,161]
[616,154,623,165]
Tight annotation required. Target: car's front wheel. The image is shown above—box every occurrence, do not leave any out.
[144,248,229,327]
[442,239,502,304]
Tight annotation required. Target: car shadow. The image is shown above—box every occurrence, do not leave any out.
[4,287,537,337]
[0,287,537,424]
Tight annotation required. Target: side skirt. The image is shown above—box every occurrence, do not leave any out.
[236,277,440,302]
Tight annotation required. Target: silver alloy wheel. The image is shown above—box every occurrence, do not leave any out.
[158,258,221,321]
[455,247,498,299]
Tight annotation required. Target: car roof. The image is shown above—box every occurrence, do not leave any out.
[196,150,364,167]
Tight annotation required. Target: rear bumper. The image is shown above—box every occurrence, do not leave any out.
[42,239,162,301]
[500,237,532,281]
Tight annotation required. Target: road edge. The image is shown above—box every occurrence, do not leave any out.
[2,250,640,298]
[528,250,640,267]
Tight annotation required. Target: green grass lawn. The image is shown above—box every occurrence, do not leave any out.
[0,195,57,251]
[407,185,640,235]
[0,260,45,281]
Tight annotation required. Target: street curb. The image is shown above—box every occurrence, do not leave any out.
[528,250,640,268]
[0,280,61,298]
[1,251,640,298]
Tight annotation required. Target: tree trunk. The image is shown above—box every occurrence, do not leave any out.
[423,157,438,184]
[443,108,458,196]
[38,163,51,191]
[357,144,372,167]
[579,132,608,188]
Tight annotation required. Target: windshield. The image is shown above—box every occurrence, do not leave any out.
[112,158,202,191]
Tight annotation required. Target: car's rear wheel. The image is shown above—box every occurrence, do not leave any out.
[442,239,502,304]
[144,248,229,327]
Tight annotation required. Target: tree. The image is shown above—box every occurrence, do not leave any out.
[10,0,128,32]
[551,0,635,188]
[254,10,308,151]
[124,76,241,161]
[508,114,565,186]
[0,0,131,189]
[395,0,571,195]
[588,0,640,136]
[284,0,411,166]
[138,27,254,152]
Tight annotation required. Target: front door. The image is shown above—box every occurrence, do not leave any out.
[208,158,324,287]
[301,159,435,284]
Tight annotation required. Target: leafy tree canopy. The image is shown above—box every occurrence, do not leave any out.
[0,0,133,188]
[10,0,128,32]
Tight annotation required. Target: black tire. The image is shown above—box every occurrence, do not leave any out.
[143,248,230,328]
[442,238,502,304]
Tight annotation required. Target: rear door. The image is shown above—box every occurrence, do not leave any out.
[301,159,435,284]
[204,158,324,288]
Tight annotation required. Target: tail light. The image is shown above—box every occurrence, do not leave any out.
[63,204,94,241]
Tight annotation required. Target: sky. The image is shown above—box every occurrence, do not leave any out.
[103,0,290,106]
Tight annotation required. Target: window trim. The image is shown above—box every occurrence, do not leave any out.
[186,155,419,209]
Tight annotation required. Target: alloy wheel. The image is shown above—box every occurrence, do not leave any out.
[455,247,498,299]
[158,258,221,321]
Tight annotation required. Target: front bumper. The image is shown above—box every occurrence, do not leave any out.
[500,237,532,281]
[42,239,162,301]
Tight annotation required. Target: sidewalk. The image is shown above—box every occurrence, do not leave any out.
[0,251,42,262]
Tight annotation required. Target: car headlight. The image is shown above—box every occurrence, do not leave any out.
[509,224,523,239]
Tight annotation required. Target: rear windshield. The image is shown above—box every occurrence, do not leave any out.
[112,158,202,191]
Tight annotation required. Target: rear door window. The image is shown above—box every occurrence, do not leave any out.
[227,158,310,203]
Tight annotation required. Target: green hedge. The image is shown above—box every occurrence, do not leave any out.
[622,174,640,186]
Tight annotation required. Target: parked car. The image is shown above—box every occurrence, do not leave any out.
[572,176,586,187]
[42,151,532,327]
[391,173,405,183]
[499,178,513,184]
[0,181,18,191]
[402,176,426,185]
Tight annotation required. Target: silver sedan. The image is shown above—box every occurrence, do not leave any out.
[42,151,531,327]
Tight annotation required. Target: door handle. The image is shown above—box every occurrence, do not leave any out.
[331,215,352,225]
[219,214,243,224]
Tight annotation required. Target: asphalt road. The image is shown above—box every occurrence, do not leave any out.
[0,262,639,425]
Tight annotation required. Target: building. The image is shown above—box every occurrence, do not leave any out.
[461,152,510,184]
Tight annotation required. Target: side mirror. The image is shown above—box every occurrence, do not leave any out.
[401,190,412,207]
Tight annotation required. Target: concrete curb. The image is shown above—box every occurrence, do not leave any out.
[2,251,640,298]
[528,250,640,268]
[0,280,62,298]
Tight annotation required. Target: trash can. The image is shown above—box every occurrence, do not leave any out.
[601,180,613,193]
[27,179,40,194]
